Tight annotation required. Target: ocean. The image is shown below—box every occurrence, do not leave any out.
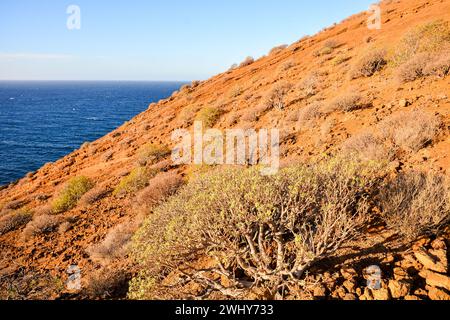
[0,81,185,185]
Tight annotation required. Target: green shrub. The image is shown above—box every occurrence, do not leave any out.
[129,157,383,299]
[137,143,171,166]
[114,167,152,197]
[52,176,93,213]
[195,107,222,128]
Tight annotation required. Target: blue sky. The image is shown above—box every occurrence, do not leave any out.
[0,0,376,81]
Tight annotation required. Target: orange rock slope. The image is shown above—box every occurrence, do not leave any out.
[0,0,449,299]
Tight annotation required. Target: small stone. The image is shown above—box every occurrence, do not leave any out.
[404,295,421,301]
[399,99,410,108]
[393,267,409,281]
[343,280,357,293]
[419,270,450,291]
[362,287,374,300]
[431,238,447,250]
[313,285,327,298]
[381,254,395,264]
[414,288,428,298]
[343,293,358,300]
[355,287,363,296]
[335,287,347,299]
[415,249,448,274]
[428,287,450,301]
[340,267,358,280]
[372,288,391,300]
[388,280,411,299]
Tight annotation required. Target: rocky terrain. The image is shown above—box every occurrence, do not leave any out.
[0,0,449,300]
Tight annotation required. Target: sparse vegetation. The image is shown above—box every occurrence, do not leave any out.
[297,103,323,126]
[80,185,112,206]
[269,44,288,55]
[114,167,153,197]
[379,109,440,152]
[299,72,320,97]
[137,143,171,166]
[135,172,184,212]
[0,210,32,236]
[85,265,131,299]
[328,93,369,112]
[393,20,450,66]
[196,106,222,128]
[313,39,340,57]
[342,132,393,162]
[52,176,93,213]
[22,214,61,240]
[379,172,450,241]
[239,56,255,68]
[397,53,431,82]
[88,221,137,265]
[130,158,382,299]
[263,81,293,110]
[350,48,387,78]
[179,105,200,126]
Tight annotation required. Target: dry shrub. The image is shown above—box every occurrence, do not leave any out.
[3,199,27,211]
[52,176,94,213]
[22,214,61,240]
[0,211,32,236]
[342,132,394,162]
[239,56,255,68]
[88,221,137,265]
[130,158,381,299]
[423,50,450,77]
[397,53,431,83]
[269,44,288,55]
[328,93,369,112]
[241,104,270,123]
[393,20,450,65]
[135,172,183,212]
[379,171,450,241]
[299,73,320,97]
[196,107,222,128]
[313,39,340,57]
[179,105,200,126]
[85,265,131,299]
[80,184,112,206]
[280,60,295,71]
[263,81,293,110]
[379,109,440,152]
[350,48,387,78]
[297,103,323,126]
[229,86,243,98]
[137,143,171,166]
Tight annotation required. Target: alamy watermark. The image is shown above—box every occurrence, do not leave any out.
[67,5,81,30]
[367,4,382,30]
[66,264,82,291]
[172,121,280,176]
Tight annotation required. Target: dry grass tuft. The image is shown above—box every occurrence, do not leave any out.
[299,73,320,97]
[88,221,137,266]
[0,210,32,236]
[85,265,131,299]
[350,48,387,79]
[135,172,184,213]
[342,132,394,162]
[379,172,450,241]
[379,109,440,152]
[114,167,154,197]
[22,214,61,240]
[328,93,369,112]
[263,81,293,110]
[397,53,431,82]
[80,184,112,206]
[297,103,323,127]
[137,143,171,166]
[239,56,255,68]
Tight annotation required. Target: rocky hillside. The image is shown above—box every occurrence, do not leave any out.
[1,0,449,300]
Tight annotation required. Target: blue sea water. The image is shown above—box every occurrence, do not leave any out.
[0,81,185,185]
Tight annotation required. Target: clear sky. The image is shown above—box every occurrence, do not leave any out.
[0,0,376,81]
